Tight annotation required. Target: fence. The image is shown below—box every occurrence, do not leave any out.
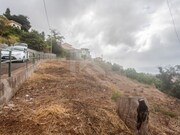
[0,48,56,105]
[0,48,56,79]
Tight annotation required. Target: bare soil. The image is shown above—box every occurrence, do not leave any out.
[0,60,179,135]
[0,60,132,135]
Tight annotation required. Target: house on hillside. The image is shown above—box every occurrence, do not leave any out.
[0,15,22,30]
[61,43,81,60]
[61,43,75,50]
[94,57,103,62]
[61,43,92,60]
[8,20,22,30]
[81,48,91,60]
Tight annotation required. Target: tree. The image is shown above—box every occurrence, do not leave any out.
[46,29,65,56]
[40,32,45,40]
[157,65,180,99]
[51,29,64,43]
[157,66,176,91]
[3,8,31,31]
[171,80,180,99]
[11,15,31,31]
[0,15,23,44]
[3,8,11,19]
[125,68,137,79]
[20,30,47,51]
[112,63,123,71]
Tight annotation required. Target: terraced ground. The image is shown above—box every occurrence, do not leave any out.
[0,60,179,135]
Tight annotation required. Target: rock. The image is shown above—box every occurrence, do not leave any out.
[16,97,20,100]
[25,94,30,101]
[8,103,15,108]
[3,106,9,109]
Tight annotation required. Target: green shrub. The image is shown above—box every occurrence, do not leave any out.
[171,81,180,99]
[154,105,177,118]
[111,90,122,101]
[124,68,160,86]
[156,66,180,99]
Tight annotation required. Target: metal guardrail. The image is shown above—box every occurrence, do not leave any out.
[0,48,56,79]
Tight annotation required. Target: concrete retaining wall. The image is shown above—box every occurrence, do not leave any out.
[0,60,44,106]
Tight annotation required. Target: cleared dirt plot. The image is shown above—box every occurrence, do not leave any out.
[0,60,132,135]
[0,60,179,135]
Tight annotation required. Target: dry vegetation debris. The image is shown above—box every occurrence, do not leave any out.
[0,60,179,135]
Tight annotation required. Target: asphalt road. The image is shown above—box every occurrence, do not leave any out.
[0,61,32,76]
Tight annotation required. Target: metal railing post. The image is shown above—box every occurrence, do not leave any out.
[33,53,35,64]
[0,49,1,80]
[26,50,28,70]
[8,50,12,77]
[39,54,40,60]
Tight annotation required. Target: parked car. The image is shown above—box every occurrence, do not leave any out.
[14,43,28,48]
[1,43,29,62]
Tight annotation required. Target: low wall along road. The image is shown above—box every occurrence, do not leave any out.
[0,49,56,106]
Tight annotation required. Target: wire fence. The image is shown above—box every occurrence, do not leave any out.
[0,48,56,80]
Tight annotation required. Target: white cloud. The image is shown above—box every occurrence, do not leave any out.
[1,0,180,73]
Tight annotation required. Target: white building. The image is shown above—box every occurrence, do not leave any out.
[9,20,22,30]
[61,43,81,60]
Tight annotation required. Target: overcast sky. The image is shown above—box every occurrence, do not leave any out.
[1,0,180,73]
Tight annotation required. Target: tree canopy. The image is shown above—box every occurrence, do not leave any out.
[3,8,31,31]
[3,8,11,18]
[20,30,47,51]
[11,15,31,31]
[1,8,66,55]
[156,65,180,99]
[46,29,65,56]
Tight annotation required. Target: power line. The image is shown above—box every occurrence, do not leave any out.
[42,0,52,53]
[43,0,51,29]
[166,0,180,44]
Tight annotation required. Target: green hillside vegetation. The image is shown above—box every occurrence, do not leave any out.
[95,60,180,99]
[3,8,31,31]
[124,68,161,86]
[20,30,48,51]
[46,29,65,57]
[0,15,20,44]
[0,8,65,55]
[156,66,180,99]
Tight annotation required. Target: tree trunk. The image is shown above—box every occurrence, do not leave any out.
[116,96,150,135]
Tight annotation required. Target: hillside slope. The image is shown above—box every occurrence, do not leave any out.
[89,61,180,135]
[0,60,179,135]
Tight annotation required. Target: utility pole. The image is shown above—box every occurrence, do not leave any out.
[43,0,52,53]
[50,29,53,53]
